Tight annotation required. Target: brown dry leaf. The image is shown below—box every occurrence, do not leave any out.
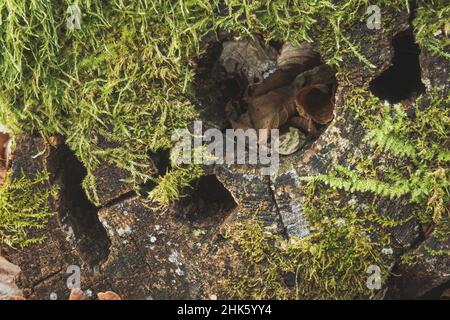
[277,43,320,69]
[245,85,293,129]
[69,288,89,300]
[290,116,318,136]
[249,43,321,97]
[0,132,9,163]
[98,291,122,300]
[0,256,23,300]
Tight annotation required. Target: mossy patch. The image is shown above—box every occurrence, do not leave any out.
[414,0,450,59]
[218,182,392,300]
[0,170,57,248]
[316,88,449,226]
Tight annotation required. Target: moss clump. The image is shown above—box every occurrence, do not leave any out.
[220,182,392,300]
[414,0,450,59]
[315,88,450,226]
[0,1,409,204]
[0,171,57,248]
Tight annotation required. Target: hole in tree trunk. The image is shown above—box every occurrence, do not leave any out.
[370,28,425,103]
[193,35,337,157]
[49,144,111,270]
[175,174,237,225]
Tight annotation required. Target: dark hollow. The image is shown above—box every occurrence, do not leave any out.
[176,174,237,224]
[370,28,425,103]
[54,144,111,269]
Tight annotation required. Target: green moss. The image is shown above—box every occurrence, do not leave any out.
[221,182,392,300]
[148,163,204,206]
[414,0,450,59]
[341,86,382,123]
[0,170,57,248]
[316,88,450,225]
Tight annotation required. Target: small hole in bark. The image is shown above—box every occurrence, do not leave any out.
[140,149,172,195]
[223,78,244,101]
[50,144,111,269]
[370,28,425,103]
[176,175,237,224]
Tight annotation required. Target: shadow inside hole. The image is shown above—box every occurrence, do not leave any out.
[175,175,237,224]
[420,279,450,300]
[49,144,111,269]
[370,28,425,103]
[192,39,231,130]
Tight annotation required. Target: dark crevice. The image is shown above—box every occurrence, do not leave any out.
[49,144,111,270]
[102,190,137,209]
[266,176,289,239]
[151,149,171,176]
[140,148,172,195]
[175,174,237,225]
[369,27,425,103]
[193,37,231,130]
[420,279,450,300]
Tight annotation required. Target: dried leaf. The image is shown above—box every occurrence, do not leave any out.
[0,127,11,187]
[69,288,88,300]
[220,38,277,88]
[289,116,317,136]
[249,43,321,97]
[98,291,122,300]
[277,43,320,69]
[0,256,22,300]
[296,84,334,124]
